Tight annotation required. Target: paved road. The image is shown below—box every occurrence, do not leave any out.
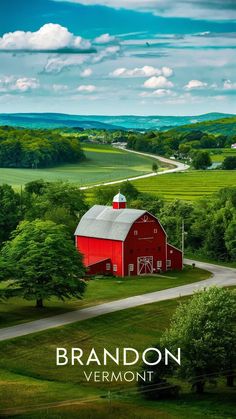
[80,148,189,190]
[1,259,235,342]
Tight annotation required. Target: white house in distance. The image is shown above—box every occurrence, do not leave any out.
[231,143,236,149]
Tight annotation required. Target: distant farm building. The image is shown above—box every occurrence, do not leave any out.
[75,193,183,277]
[231,143,236,149]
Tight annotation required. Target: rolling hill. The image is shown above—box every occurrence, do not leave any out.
[0,112,234,131]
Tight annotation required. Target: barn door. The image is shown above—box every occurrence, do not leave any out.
[137,256,153,275]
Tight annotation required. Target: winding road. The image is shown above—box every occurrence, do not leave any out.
[0,259,235,342]
[80,147,189,190]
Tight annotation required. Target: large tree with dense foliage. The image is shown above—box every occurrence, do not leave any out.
[0,220,86,308]
[192,150,212,170]
[0,184,22,246]
[161,287,236,393]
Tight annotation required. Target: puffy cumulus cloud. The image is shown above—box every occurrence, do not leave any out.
[56,0,236,21]
[77,84,96,92]
[223,79,236,90]
[0,76,39,93]
[94,33,117,44]
[111,65,173,78]
[184,80,208,90]
[81,68,93,77]
[143,76,174,89]
[0,23,91,51]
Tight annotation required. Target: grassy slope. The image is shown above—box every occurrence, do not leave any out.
[166,116,236,136]
[0,296,235,419]
[0,144,159,189]
[132,170,236,201]
[206,148,236,163]
[0,267,209,328]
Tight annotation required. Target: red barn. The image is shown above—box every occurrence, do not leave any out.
[75,193,183,277]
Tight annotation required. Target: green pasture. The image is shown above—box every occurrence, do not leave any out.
[206,148,236,163]
[0,292,234,418]
[0,144,159,189]
[132,170,236,201]
[0,267,209,328]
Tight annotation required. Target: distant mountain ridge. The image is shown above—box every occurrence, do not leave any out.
[0,112,234,131]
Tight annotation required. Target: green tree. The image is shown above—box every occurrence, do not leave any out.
[0,184,21,246]
[152,162,158,172]
[192,151,212,170]
[222,156,236,170]
[0,220,86,308]
[161,287,236,393]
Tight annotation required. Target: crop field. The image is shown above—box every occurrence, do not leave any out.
[0,292,235,418]
[132,170,236,201]
[0,144,157,189]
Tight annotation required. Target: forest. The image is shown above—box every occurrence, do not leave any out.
[0,127,85,168]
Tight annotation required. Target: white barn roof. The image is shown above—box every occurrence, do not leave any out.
[75,205,146,241]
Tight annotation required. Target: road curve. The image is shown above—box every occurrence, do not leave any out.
[80,148,189,190]
[0,259,235,342]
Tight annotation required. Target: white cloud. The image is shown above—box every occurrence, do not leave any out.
[81,68,93,77]
[223,79,236,90]
[143,76,174,89]
[0,76,39,92]
[77,84,96,92]
[93,45,121,63]
[52,84,68,92]
[111,65,173,78]
[55,1,236,21]
[162,66,173,78]
[94,33,116,44]
[184,80,208,90]
[140,88,174,97]
[0,23,91,51]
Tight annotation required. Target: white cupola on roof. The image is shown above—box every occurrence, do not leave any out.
[112,192,127,209]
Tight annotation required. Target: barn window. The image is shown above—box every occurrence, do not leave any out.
[106,263,111,270]
[113,264,117,272]
[170,250,173,254]
[134,230,138,236]
[129,264,134,272]
[166,260,171,268]
[157,260,162,268]
[154,228,158,233]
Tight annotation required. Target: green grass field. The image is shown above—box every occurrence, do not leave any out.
[0,144,159,189]
[0,267,209,328]
[206,148,236,163]
[133,170,236,201]
[0,294,235,419]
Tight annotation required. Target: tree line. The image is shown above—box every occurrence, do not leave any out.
[0,126,85,168]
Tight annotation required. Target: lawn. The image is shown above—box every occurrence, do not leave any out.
[132,170,236,201]
[0,266,209,328]
[0,144,160,189]
[0,295,235,419]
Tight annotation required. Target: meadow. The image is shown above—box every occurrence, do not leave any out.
[0,267,209,328]
[132,170,236,201]
[0,294,235,419]
[207,148,236,163]
[0,144,157,189]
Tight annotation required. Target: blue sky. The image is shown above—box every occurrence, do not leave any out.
[0,0,235,115]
